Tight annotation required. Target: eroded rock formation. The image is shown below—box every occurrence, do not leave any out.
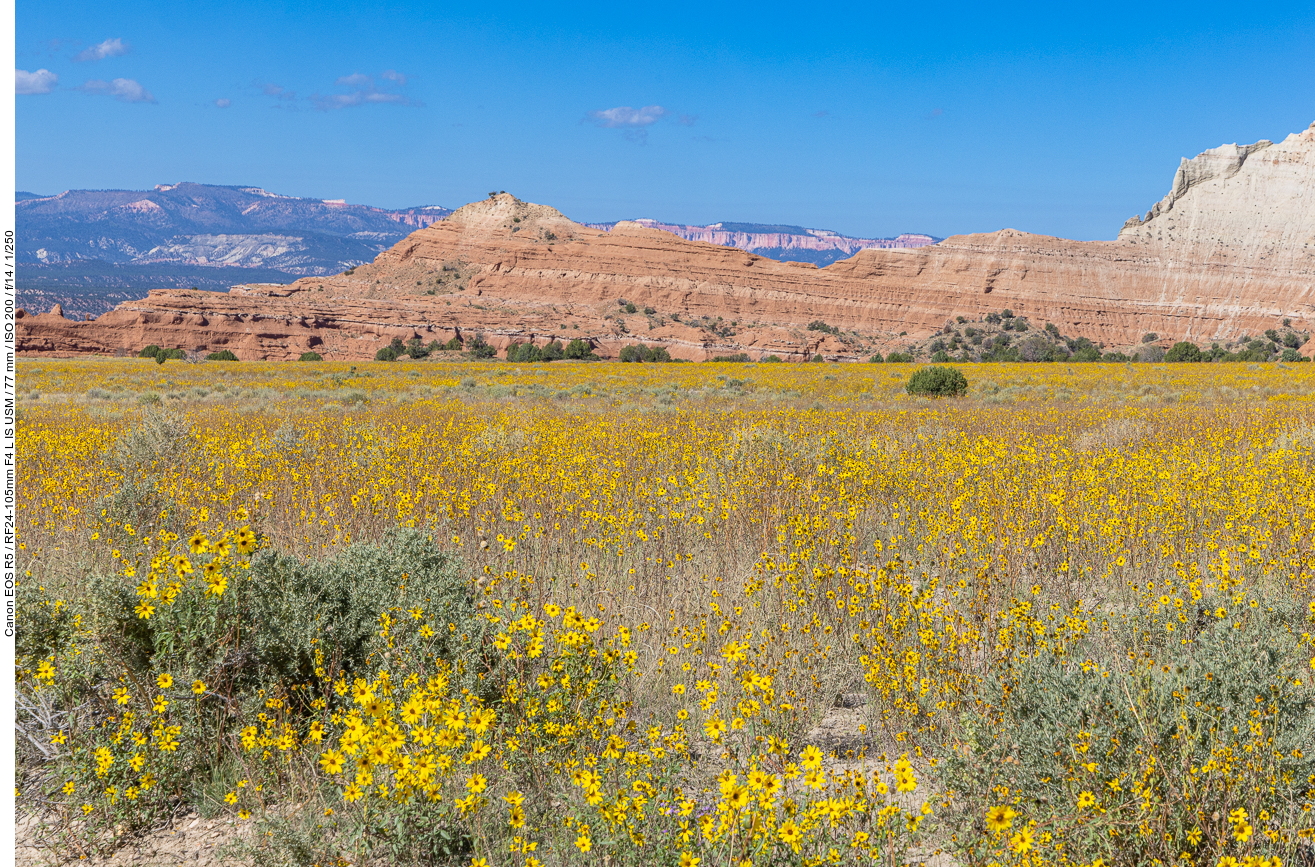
[19,123,1315,360]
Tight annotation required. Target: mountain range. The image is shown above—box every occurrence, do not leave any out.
[18,121,1315,361]
[15,183,451,314]
[15,183,936,317]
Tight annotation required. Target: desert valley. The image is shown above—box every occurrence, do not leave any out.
[14,17,1315,863]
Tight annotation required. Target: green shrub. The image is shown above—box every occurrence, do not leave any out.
[983,346,1021,362]
[540,339,564,361]
[563,338,598,360]
[938,603,1315,866]
[868,354,884,363]
[141,346,186,363]
[244,529,487,692]
[23,528,485,848]
[905,365,968,397]
[1164,341,1202,362]
[885,352,914,363]
[623,302,638,314]
[466,335,497,359]
[710,353,750,363]
[806,320,839,335]
[298,351,323,361]
[619,344,673,363]
[930,350,951,363]
[205,350,238,362]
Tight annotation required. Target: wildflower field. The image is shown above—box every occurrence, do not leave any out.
[15,359,1315,867]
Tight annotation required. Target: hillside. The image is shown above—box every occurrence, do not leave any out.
[17,121,1315,361]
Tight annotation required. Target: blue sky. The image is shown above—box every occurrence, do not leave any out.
[15,1,1315,240]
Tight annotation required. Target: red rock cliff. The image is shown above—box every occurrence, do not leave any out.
[18,123,1315,360]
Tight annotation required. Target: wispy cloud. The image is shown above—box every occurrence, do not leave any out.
[335,73,372,89]
[16,68,58,95]
[587,105,669,128]
[311,71,418,111]
[43,38,77,56]
[215,98,231,108]
[677,113,698,127]
[80,77,155,103]
[254,82,298,110]
[74,38,130,62]
[258,82,296,100]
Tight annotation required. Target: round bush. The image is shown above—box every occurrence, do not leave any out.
[298,351,323,361]
[905,365,968,397]
[205,349,238,362]
[1164,341,1202,363]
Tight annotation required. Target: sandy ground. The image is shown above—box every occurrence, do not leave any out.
[16,811,252,867]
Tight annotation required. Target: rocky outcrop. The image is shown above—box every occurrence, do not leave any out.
[18,123,1315,360]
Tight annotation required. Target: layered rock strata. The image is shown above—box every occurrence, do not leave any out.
[19,123,1315,360]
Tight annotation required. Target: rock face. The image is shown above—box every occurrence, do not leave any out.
[18,123,1315,360]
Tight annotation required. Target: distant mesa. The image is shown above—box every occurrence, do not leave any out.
[17,121,1315,361]
[585,219,939,267]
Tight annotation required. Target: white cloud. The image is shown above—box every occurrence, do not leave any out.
[313,90,408,110]
[80,77,156,103]
[215,98,231,108]
[311,72,417,110]
[16,68,58,94]
[588,105,669,128]
[75,38,130,62]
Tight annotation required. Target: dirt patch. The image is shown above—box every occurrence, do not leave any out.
[16,811,255,867]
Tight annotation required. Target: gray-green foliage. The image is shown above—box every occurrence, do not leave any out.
[96,409,192,539]
[244,529,490,693]
[939,601,1315,864]
[30,528,485,841]
[113,407,191,476]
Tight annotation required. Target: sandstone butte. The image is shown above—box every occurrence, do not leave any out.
[18,122,1315,361]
